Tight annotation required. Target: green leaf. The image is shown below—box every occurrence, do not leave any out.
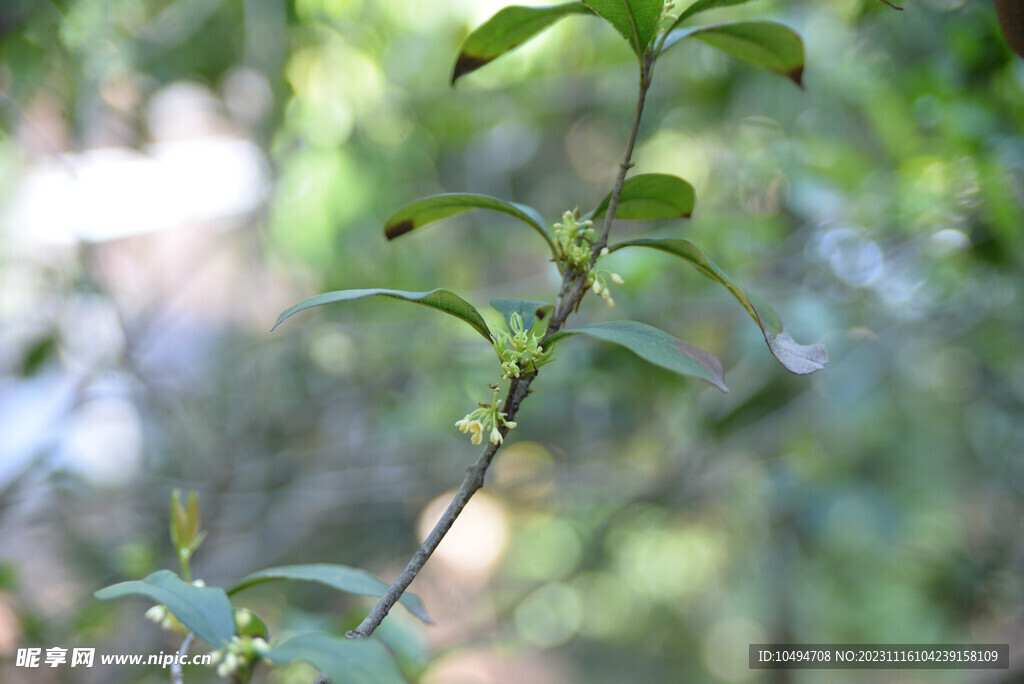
[590,173,695,220]
[95,570,235,647]
[383,193,553,254]
[229,564,432,624]
[547,320,728,392]
[664,21,804,86]
[265,633,407,684]
[452,3,594,83]
[490,298,554,333]
[669,0,757,30]
[170,490,202,552]
[608,238,828,374]
[582,0,664,57]
[273,288,491,341]
[20,335,57,376]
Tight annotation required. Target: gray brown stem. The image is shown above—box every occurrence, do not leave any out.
[326,52,657,683]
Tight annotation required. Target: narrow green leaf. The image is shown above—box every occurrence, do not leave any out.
[273,288,490,341]
[590,173,695,220]
[608,238,828,374]
[664,21,804,86]
[547,320,728,392]
[229,564,432,624]
[490,298,554,333]
[452,3,594,83]
[95,570,235,647]
[669,0,757,31]
[383,193,553,254]
[265,633,407,684]
[582,0,664,57]
[170,489,187,550]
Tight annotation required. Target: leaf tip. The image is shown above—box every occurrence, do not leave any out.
[671,338,728,393]
[787,65,805,88]
[766,331,828,375]
[451,53,493,84]
[384,219,415,240]
[271,312,290,332]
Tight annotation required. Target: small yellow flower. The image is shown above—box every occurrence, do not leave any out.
[469,420,484,445]
[216,652,240,677]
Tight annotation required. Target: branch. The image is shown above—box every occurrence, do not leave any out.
[325,43,660,684]
[346,377,534,639]
[170,632,194,684]
[545,54,654,336]
[594,53,654,252]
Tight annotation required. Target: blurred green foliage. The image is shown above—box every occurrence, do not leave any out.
[1,0,1022,682]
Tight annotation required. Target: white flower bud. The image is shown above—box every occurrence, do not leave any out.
[599,247,609,257]
[611,273,624,285]
[145,606,166,623]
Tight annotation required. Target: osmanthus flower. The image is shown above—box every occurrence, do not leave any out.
[455,417,486,445]
[455,388,516,446]
[551,213,626,308]
[592,268,625,308]
[552,209,596,274]
[209,635,269,678]
[490,312,551,380]
[144,604,186,634]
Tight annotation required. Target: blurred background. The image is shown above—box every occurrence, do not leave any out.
[1,0,1022,682]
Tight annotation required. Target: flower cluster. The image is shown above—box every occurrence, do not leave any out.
[209,635,269,678]
[145,604,187,635]
[552,210,624,307]
[491,312,551,379]
[455,387,516,446]
[552,209,595,274]
[591,263,625,308]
